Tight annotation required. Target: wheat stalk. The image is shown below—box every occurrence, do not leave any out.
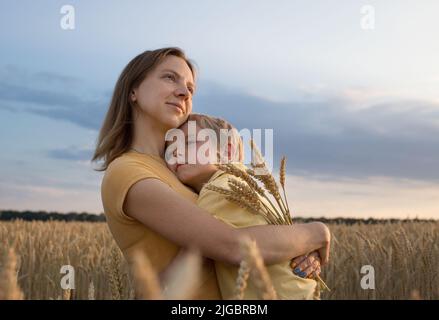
[62,288,73,300]
[280,156,291,215]
[88,280,95,300]
[130,251,163,300]
[249,139,290,222]
[204,184,277,225]
[214,165,287,225]
[0,220,437,299]
[234,260,250,300]
[210,140,329,292]
[161,249,202,300]
[0,248,24,300]
[105,247,124,300]
[240,238,277,300]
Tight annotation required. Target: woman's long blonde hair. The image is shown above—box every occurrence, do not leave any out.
[92,47,197,171]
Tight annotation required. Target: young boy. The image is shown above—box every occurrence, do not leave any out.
[165,113,318,300]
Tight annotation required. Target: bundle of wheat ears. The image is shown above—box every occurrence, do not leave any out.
[205,140,330,294]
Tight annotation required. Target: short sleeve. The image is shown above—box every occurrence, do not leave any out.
[101,157,162,222]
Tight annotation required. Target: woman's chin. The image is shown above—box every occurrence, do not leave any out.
[163,113,187,129]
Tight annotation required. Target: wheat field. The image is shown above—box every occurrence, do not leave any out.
[0,220,438,300]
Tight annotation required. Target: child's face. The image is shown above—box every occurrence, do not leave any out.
[165,122,218,190]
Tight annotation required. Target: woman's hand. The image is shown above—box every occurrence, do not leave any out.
[289,221,331,279]
[290,251,322,279]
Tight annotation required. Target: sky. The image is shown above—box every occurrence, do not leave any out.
[0,0,438,219]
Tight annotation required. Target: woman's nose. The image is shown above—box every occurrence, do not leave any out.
[175,85,190,98]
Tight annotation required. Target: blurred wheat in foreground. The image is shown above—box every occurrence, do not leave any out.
[0,220,438,300]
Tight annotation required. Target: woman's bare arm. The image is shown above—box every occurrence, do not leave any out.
[125,179,330,266]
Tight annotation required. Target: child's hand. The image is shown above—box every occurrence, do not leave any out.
[290,251,321,279]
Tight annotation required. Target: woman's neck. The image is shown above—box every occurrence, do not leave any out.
[131,114,168,158]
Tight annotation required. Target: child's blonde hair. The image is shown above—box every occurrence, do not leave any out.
[186,113,244,163]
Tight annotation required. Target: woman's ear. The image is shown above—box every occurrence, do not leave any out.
[131,90,137,102]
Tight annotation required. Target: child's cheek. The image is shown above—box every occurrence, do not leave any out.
[166,163,177,173]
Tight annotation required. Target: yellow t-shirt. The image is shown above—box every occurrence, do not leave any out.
[197,163,317,300]
[101,150,221,299]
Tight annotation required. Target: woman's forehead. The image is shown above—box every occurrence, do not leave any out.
[156,56,194,82]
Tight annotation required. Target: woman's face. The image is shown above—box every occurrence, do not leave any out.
[131,55,195,130]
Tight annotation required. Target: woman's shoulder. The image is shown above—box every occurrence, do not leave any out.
[101,152,168,220]
[102,152,166,191]
[106,152,164,175]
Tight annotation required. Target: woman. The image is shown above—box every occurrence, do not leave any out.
[92,47,330,299]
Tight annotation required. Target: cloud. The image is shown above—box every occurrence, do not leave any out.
[0,182,103,213]
[1,68,438,183]
[47,147,93,161]
[33,71,81,86]
[282,173,439,219]
[0,81,107,129]
[193,83,439,182]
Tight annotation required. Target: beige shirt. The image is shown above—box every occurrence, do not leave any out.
[197,163,317,300]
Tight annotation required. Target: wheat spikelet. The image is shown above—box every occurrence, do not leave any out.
[205,184,275,224]
[105,247,124,300]
[162,249,202,300]
[257,174,282,204]
[313,280,321,300]
[234,260,250,300]
[212,143,330,290]
[62,288,71,300]
[240,238,277,300]
[280,157,286,189]
[227,178,269,217]
[130,251,162,300]
[227,178,286,225]
[247,140,282,203]
[279,156,291,215]
[227,178,260,206]
[0,248,24,300]
[246,167,289,223]
[217,164,265,196]
[88,280,95,300]
[1,218,437,299]
[399,226,414,256]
